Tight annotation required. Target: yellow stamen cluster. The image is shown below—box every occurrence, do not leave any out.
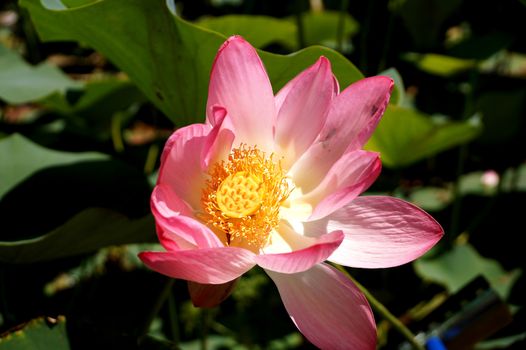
[201,145,290,250]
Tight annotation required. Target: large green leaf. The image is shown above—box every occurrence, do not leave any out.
[407,170,500,212]
[0,44,81,104]
[379,67,405,106]
[263,47,362,94]
[42,78,146,140]
[0,133,107,198]
[402,52,477,77]
[21,0,363,125]
[196,15,297,49]
[408,186,452,212]
[43,78,144,116]
[414,243,521,300]
[296,10,359,47]
[0,208,155,263]
[196,11,360,51]
[21,0,220,125]
[0,316,69,349]
[365,106,482,168]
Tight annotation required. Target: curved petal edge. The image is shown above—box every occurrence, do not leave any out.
[256,231,344,273]
[139,248,256,284]
[309,196,444,268]
[267,263,376,350]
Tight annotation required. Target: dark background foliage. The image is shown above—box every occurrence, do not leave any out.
[0,0,525,349]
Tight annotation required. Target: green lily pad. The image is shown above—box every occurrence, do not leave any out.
[365,106,482,168]
[379,67,405,106]
[0,208,155,264]
[0,133,107,198]
[21,0,363,125]
[0,316,69,350]
[295,10,359,47]
[414,243,522,300]
[196,15,297,49]
[402,52,477,76]
[409,186,453,211]
[0,44,81,104]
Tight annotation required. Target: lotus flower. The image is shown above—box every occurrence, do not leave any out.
[139,36,443,349]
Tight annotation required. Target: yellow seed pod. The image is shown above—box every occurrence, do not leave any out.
[216,171,263,218]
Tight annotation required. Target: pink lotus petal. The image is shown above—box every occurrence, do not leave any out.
[256,231,344,273]
[305,150,382,220]
[158,124,211,210]
[139,248,256,284]
[291,76,393,191]
[306,196,444,268]
[201,105,235,169]
[275,57,334,166]
[332,74,340,95]
[188,280,238,308]
[158,123,209,166]
[153,217,196,251]
[155,213,224,249]
[275,61,339,112]
[267,263,376,350]
[206,36,275,150]
[157,225,197,251]
[151,185,193,217]
[150,185,199,250]
[151,185,224,248]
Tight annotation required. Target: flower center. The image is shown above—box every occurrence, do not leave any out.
[201,145,290,251]
[216,171,263,218]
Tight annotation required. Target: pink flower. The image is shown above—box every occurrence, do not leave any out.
[481,170,499,188]
[139,36,443,349]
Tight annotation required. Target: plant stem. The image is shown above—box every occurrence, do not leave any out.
[167,287,180,345]
[294,0,306,48]
[18,7,41,64]
[449,67,479,241]
[137,278,174,345]
[449,144,467,240]
[200,309,209,350]
[334,264,425,350]
[111,112,125,153]
[336,0,350,53]
[144,143,159,175]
